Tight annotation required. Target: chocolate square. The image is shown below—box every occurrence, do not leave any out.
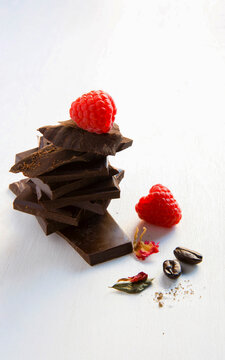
[58,212,132,265]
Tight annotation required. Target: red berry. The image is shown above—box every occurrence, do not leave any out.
[135,184,182,228]
[69,90,117,134]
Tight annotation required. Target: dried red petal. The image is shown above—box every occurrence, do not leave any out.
[128,272,148,283]
[135,246,159,260]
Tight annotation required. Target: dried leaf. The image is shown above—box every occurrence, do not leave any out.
[110,278,154,294]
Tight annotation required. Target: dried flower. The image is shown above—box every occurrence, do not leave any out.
[133,227,159,260]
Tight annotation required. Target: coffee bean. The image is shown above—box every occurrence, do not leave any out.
[174,247,203,265]
[163,260,182,279]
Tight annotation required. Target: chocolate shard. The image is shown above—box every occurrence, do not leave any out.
[107,164,120,177]
[9,178,29,196]
[32,176,102,200]
[13,184,85,226]
[59,199,111,215]
[114,169,125,184]
[10,144,100,177]
[9,180,67,235]
[57,212,132,265]
[31,164,119,200]
[38,134,133,153]
[15,147,109,183]
[15,148,38,163]
[34,180,111,215]
[38,120,123,156]
[39,176,120,210]
[38,136,51,149]
[116,137,133,152]
[33,181,113,216]
[35,216,67,235]
[33,168,124,215]
[37,157,109,183]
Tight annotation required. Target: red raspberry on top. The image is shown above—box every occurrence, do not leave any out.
[69,90,117,134]
[135,184,182,228]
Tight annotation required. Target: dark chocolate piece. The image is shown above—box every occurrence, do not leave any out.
[13,185,84,226]
[31,164,119,200]
[38,136,50,149]
[38,157,109,183]
[116,137,133,152]
[32,176,103,200]
[57,212,132,265]
[9,180,67,235]
[9,178,29,196]
[15,148,38,163]
[10,144,100,177]
[35,216,67,235]
[38,135,133,152]
[34,181,111,215]
[40,176,120,210]
[15,147,108,183]
[35,169,123,214]
[63,199,111,215]
[114,169,125,184]
[38,120,123,156]
[9,179,111,220]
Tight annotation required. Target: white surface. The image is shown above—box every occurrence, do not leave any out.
[0,1,225,359]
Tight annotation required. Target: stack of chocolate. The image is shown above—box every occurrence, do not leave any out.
[9,120,133,265]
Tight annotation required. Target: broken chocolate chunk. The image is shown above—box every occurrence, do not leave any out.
[31,164,120,200]
[15,147,109,183]
[38,120,123,156]
[9,180,67,235]
[13,184,84,226]
[39,176,120,210]
[38,134,133,153]
[9,178,29,196]
[10,144,100,177]
[15,148,38,163]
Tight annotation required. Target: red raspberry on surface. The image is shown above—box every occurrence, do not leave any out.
[69,90,117,134]
[135,184,182,228]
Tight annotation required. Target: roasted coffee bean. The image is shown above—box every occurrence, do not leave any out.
[174,247,203,265]
[163,260,182,279]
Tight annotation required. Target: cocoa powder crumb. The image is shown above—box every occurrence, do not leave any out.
[153,280,198,308]
[157,293,163,301]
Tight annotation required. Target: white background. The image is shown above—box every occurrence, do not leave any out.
[1,1,225,359]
